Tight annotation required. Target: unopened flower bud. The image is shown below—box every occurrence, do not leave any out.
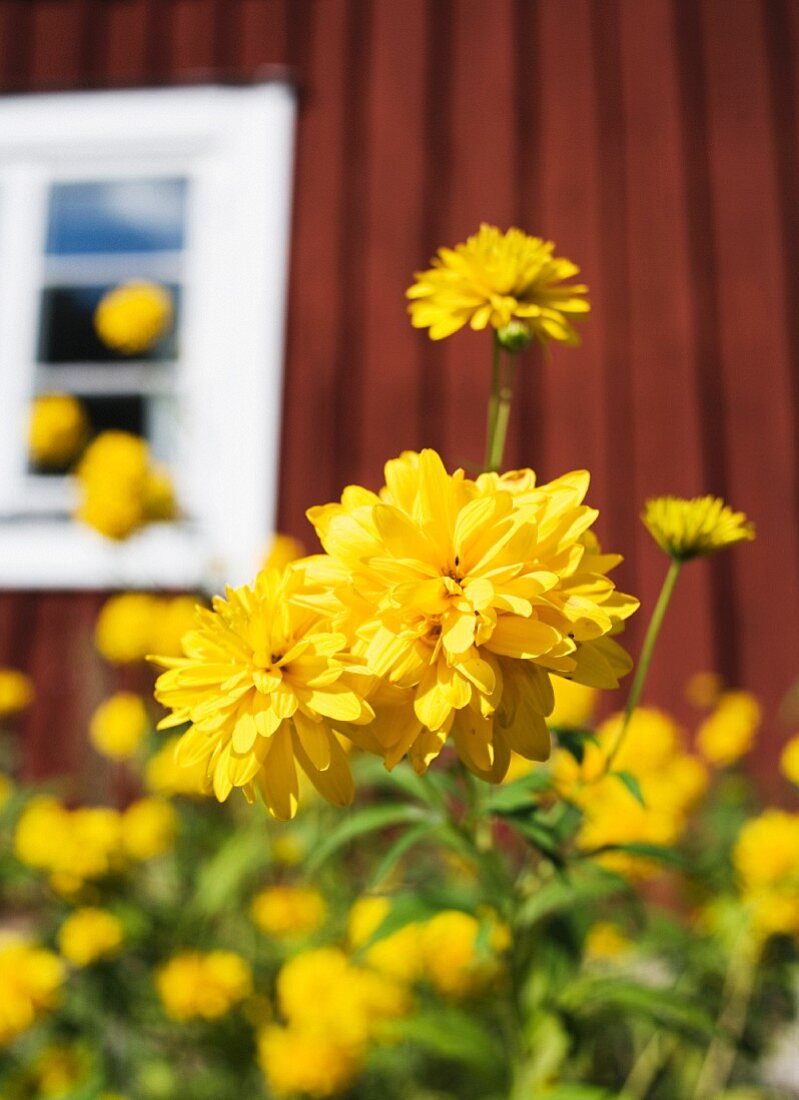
[496,320,532,353]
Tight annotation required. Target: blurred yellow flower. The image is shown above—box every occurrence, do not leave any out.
[28,1042,89,1095]
[347,896,426,983]
[407,224,589,348]
[89,692,149,761]
[419,909,508,997]
[642,496,755,561]
[263,532,306,573]
[306,451,636,782]
[258,1024,361,1098]
[0,937,64,1045]
[554,708,707,878]
[148,595,198,658]
[153,567,373,820]
[734,810,799,891]
[15,797,123,892]
[0,667,34,715]
[251,884,327,939]
[696,690,761,767]
[58,908,123,967]
[121,797,177,861]
[28,393,88,468]
[145,735,209,797]
[684,671,724,710]
[584,922,631,961]
[95,592,159,663]
[155,951,252,1021]
[94,279,173,355]
[548,678,597,729]
[780,735,799,786]
[276,947,408,1051]
[76,431,176,540]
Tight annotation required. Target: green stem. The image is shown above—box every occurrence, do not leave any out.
[606,557,682,769]
[623,1031,673,1100]
[486,353,517,473]
[484,336,502,470]
[692,937,760,1100]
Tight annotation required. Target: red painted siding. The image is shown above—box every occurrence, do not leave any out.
[0,0,797,779]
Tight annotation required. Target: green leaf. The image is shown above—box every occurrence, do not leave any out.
[611,770,646,808]
[369,820,440,887]
[486,769,552,813]
[189,824,269,917]
[353,755,445,807]
[580,841,686,870]
[383,1005,503,1072]
[560,975,716,1040]
[515,868,629,928]
[306,802,431,873]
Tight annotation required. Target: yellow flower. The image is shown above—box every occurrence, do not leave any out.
[121,797,177,860]
[0,668,34,715]
[584,922,630,961]
[76,431,177,540]
[149,595,199,658]
[554,708,707,878]
[419,910,508,997]
[347,897,426,983]
[155,951,252,1021]
[0,937,64,1045]
[258,1024,361,1098]
[684,671,724,709]
[28,393,88,468]
[642,496,755,561]
[145,736,210,797]
[696,690,761,767]
[95,592,160,663]
[733,810,799,891]
[407,224,589,348]
[276,947,409,1051]
[780,735,799,786]
[548,677,596,729]
[94,279,173,355]
[306,450,637,783]
[152,567,373,819]
[263,533,306,573]
[58,908,123,967]
[251,885,327,939]
[15,797,123,892]
[89,692,149,761]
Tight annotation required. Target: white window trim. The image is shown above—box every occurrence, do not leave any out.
[0,83,296,591]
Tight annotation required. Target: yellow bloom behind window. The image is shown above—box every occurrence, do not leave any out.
[407,224,589,348]
[28,393,88,469]
[94,279,173,356]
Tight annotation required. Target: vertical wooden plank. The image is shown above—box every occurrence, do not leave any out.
[169,0,217,74]
[698,0,799,742]
[437,0,518,474]
[103,0,163,84]
[358,0,431,483]
[28,0,90,88]
[0,0,35,91]
[277,0,351,534]
[239,0,289,69]
[617,0,717,711]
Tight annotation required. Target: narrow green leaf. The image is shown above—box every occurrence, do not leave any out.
[383,1006,502,1071]
[306,803,430,873]
[486,769,552,813]
[580,841,686,870]
[611,770,647,807]
[369,820,439,887]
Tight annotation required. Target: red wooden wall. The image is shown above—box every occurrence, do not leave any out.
[0,0,797,779]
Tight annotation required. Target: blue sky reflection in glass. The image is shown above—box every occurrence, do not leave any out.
[46,179,187,255]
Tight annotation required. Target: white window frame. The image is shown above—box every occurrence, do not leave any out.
[0,83,296,590]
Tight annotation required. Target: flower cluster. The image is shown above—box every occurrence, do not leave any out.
[14,795,176,893]
[0,938,64,1045]
[553,707,707,876]
[0,667,34,716]
[155,951,252,1021]
[734,810,799,941]
[154,452,636,817]
[696,689,761,768]
[94,591,199,664]
[251,884,328,939]
[58,908,124,967]
[76,431,176,539]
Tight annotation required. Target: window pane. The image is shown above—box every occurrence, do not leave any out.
[38,284,179,363]
[82,394,147,438]
[46,179,188,255]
